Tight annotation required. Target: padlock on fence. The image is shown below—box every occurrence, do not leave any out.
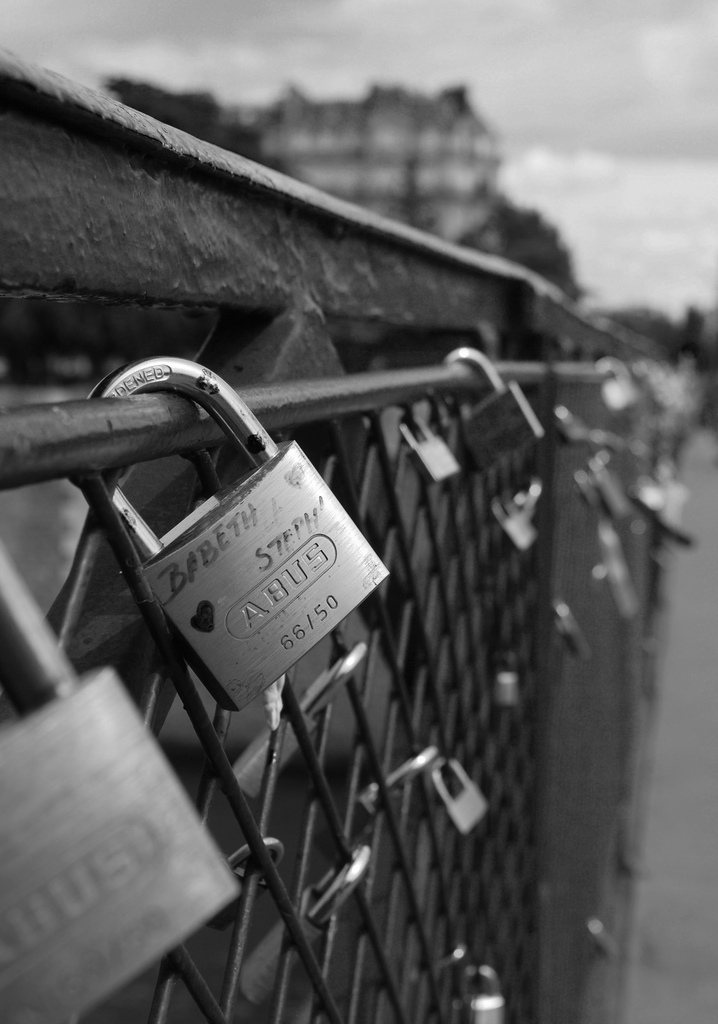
[491,478,541,550]
[92,358,388,712]
[596,357,640,412]
[431,757,488,834]
[463,964,505,1024]
[0,539,239,1024]
[445,347,544,470]
[399,413,461,483]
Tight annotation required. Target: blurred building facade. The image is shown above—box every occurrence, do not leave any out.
[243,85,500,240]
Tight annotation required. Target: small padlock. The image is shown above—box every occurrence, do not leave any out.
[629,475,694,546]
[596,357,639,412]
[431,757,488,834]
[399,414,461,483]
[0,539,238,1024]
[92,358,388,713]
[596,517,639,619]
[463,964,505,1024]
[491,478,541,550]
[552,599,592,660]
[493,654,520,707]
[445,347,544,470]
[554,405,626,452]
[588,451,632,521]
[232,641,368,796]
[240,845,371,1004]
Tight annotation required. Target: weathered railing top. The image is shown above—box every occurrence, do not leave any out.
[0,49,652,359]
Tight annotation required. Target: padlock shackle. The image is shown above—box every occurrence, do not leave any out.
[0,538,77,711]
[91,358,281,561]
[92,357,279,465]
[444,347,506,394]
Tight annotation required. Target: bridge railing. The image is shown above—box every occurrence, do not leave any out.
[0,49,669,1024]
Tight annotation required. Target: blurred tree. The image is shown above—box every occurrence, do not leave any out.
[460,196,583,301]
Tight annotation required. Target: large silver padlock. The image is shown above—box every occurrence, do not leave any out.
[464,964,505,1024]
[431,757,488,834]
[399,414,461,483]
[445,347,544,470]
[0,539,238,1024]
[92,358,389,712]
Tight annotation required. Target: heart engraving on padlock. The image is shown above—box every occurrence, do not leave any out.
[190,600,215,633]
[92,358,389,713]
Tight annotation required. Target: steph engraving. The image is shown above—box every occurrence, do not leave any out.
[255,497,324,571]
[0,820,161,970]
[107,364,172,397]
[226,535,337,639]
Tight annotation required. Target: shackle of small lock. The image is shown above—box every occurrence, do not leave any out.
[445,346,507,394]
[358,745,442,812]
[306,844,372,928]
[91,357,279,556]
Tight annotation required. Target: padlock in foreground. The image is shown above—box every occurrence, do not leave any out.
[94,358,389,712]
[0,541,238,1024]
[445,347,544,471]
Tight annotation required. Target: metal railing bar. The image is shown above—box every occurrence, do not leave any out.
[0,363,595,489]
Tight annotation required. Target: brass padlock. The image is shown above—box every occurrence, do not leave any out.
[400,414,461,483]
[92,358,388,712]
[464,964,505,1024]
[445,347,544,470]
[431,757,488,834]
[0,539,238,1024]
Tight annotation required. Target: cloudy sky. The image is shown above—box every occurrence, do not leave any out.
[6,0,718,313]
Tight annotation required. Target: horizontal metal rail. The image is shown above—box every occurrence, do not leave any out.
[0,363,605,488]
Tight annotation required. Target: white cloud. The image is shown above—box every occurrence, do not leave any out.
[502,149,718,314]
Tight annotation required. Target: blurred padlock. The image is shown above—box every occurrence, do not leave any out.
[587,451,632,521]
[596,356,639,412]
[0,540,238,1024]
[491,478,541,550]
[554,405,626,452]
[493,654,520,707]
[552,599,592,660]
[431,757,488,834]
[596,518,639,619]
[445,348,544,470]
[400,414,461,482]
[463,964,505,1024]
[93,358,388,712]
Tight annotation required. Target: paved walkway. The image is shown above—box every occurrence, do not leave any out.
[626,430,718,1023]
